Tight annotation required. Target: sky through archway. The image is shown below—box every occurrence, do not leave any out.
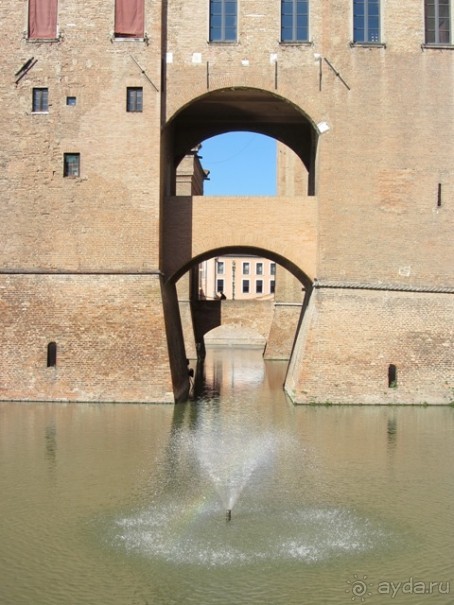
[201,132,277,196]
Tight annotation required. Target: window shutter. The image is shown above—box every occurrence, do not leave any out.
[29,0,58,39]
[115,0,144,37]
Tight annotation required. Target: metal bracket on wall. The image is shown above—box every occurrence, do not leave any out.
[323,58,351,91]
[130,55,159,92]
[15,57,38,86]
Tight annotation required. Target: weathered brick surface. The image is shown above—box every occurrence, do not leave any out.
[163,195,317,281]
[265,304,302,360]
[286,289,454,404]
[0,275,173,402]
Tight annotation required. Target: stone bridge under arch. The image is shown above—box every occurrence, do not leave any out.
[162,195,317,285]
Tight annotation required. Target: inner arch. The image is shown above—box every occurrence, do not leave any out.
[169,245,313,293]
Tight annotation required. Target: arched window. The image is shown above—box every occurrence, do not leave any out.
[388,364,397,388]
[47,342,57,368]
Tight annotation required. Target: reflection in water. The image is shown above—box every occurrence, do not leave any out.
[45,424,57,466]
[0,350,453,605]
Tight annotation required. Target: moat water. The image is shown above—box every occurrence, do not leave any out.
[0,349,453,605]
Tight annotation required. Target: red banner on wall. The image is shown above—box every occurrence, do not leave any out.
[29,0,58,39]
[115,0,144,37]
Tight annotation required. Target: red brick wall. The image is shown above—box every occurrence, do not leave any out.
[0,275,173,402]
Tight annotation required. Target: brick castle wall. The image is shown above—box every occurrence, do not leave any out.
[0,0,452,403]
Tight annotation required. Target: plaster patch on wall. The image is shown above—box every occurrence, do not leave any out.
[398,266,411,277]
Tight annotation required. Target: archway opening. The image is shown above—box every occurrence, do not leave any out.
[171,246,311,399]
[161,87,318,402]
[164,87,318,197]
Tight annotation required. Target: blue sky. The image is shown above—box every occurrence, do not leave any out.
[200,132,277,196]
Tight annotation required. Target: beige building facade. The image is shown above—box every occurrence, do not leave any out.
[199,255,276,301]
[0,0,453,404]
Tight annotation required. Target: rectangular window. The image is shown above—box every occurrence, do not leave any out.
[32,88,48,112]
[353,0,380,43]
[425,0,451,44]
[281,0,309,42]
[210,0,237,42]
[242,280,250,294]
[63,153,80,177]
[217,260,225,274]
[242,262,250,275]
[126,87,143,112]
[270,280,276,294]
[270,263,276,275]
[115,0,144,37]
[256,262,263,275]
[256,280,263,294]
[217,279,224,293]
[29,0,58,39]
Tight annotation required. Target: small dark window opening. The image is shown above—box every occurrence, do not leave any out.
[63,153,80,177]
[127,87,143,112]
[388,364,397,388]
[437,183,442,207]
[47,342,57,367]
[66,96,77,106]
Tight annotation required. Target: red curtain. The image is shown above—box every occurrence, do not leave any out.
[29,0,58,39]
[115,0,144,37]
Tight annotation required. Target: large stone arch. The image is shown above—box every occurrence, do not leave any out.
[173,245,311,359]
[169,246,312,290]
[160,87,319,402]
[162,86,319,197]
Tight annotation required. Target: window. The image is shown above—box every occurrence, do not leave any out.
[66,96,76,106]
[281,0,309,42]
[209,0,237,42]
[270,263,276,276]
[29,0,58,39]
[256,280,263,294]
[353,0,380,43]
[270,280,276,294]
[32,88,48,112]
[217,260,225,274]
[425,0,451,44]
[242,280,250,293]
[63,153,80,177]
[47,342,57,367]
[388,364,397,388]
[127,87,143,112]
[114,0,144,37]
[256,262,263,275]
[217,279,224,293]
[242,262,250,275]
